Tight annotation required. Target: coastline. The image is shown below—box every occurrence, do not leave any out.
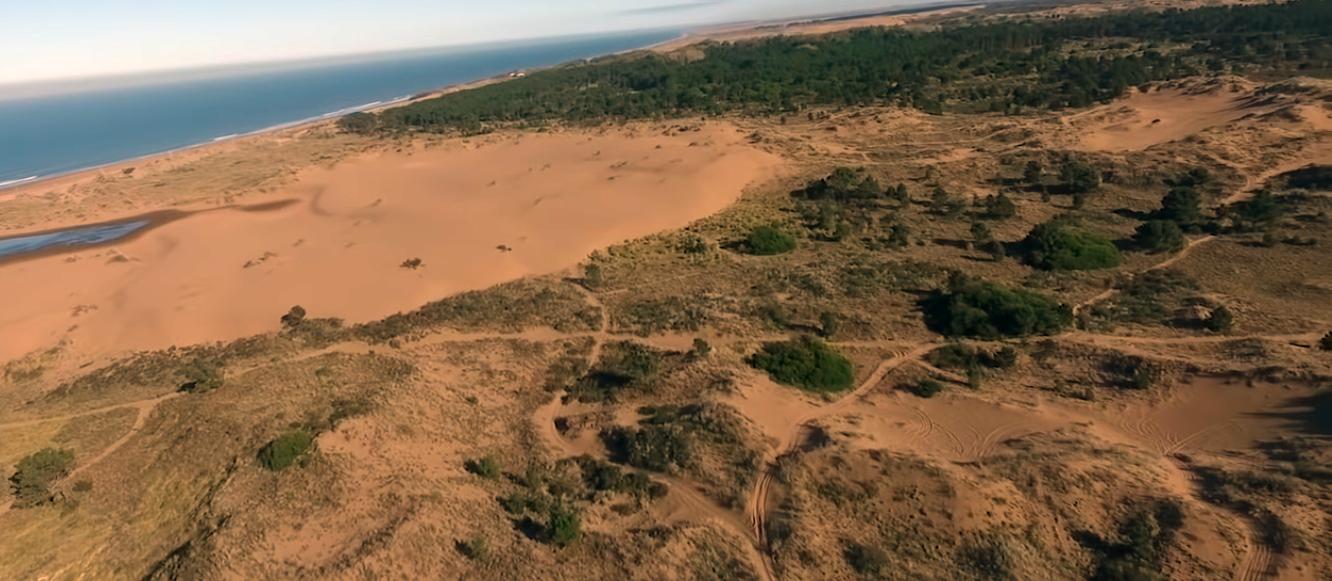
[0,32,674,198]
[0,2,970,201]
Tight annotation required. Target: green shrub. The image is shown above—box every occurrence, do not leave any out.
[1204,305,1234,332]
[575,457,668,498]
[280,305,308,328]
[570,341,664,402]
[259,429,315,471]
[909,379,944,398]
[464,455,501,479]
[928,344,1019,371]
[844,542,890,575]
[546,504,582,546]
[457,534,490,560]
[746,225,797,255]
[601,425,692,472]
[1021,220,1121,271]
[983,193,1017,219]
[1133,220,1185,253]
[337,111,379,134]
[922,276,1072,338]
[178,357,224,393]
[795,167,881,201]
[9,448,74,508]
[1158,186,1203,227]
[748,336,854,393]
[1059,158,1101,194]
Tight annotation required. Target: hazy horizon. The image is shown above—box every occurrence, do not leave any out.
[1,0,939,88]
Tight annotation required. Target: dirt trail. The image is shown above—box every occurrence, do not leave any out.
[1169,458,1279,581]
[746,342,939,578]
[65,393,183,481]
[1075,234,1215,315]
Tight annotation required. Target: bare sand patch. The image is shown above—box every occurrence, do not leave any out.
[1074,84,1276,152]
[0,124,782,366]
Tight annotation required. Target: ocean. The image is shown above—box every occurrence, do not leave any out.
[0,30,678,187]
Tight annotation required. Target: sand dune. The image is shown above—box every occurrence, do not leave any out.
[0,124,782,366]
[1075,84,1276,152]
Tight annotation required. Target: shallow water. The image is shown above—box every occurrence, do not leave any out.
[0,220,148,259]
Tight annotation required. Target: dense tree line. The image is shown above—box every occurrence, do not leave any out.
[344,0,1331,134]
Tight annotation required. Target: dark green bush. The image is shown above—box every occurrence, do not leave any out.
[1059,158,1101,194]
[570,341,664,402]
[909,379,944,398]
[1021,220,1121,271]
[259,429,315,471]
[746,225,797,255]
[464,455,501,479]
[983,193,1017,219]
[1158,186,1203,228]
[748,336,854,393]
[337,112,379,134]
[546,504,582,546]
[1133,220,1185,253]
[1204,305,1234,332]
[795,167,881,202]
[844,542,890,575]
[9,448,74,508]
[921,276,1072,338]
[601,425,691,472]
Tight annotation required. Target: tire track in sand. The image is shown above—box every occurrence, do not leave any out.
[747,343,939,580]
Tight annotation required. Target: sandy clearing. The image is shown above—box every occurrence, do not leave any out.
[650,5,982,52]
[1075,86,1274,152]
[0,124,782,366]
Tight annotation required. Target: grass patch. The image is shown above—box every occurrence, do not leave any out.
[258,428,315,471]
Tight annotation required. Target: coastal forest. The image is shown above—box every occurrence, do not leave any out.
[345,0,1332,134]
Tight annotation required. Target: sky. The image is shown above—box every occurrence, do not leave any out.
[1,0,924,86]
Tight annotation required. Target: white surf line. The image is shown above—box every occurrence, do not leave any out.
[0,175,39,190]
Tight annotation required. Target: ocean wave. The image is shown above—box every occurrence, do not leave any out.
[212,134,239,142]
[0,175,38,189]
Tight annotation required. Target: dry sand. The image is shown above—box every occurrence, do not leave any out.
[0,123,782,366]
[1074,84,1278,152]
[650,4,982,52]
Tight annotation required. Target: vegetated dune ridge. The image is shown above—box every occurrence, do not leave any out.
[0,123,781,366]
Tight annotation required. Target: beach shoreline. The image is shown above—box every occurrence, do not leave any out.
[0,2,971,202]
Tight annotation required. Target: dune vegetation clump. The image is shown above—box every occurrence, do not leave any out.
[922,276,1072,339]
[1133,220,1186,253]
[9,448,74,508]
[258,429,315,471]
[748,336,854,393]
[1021,220,1122,271]
[746,224,797,256]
